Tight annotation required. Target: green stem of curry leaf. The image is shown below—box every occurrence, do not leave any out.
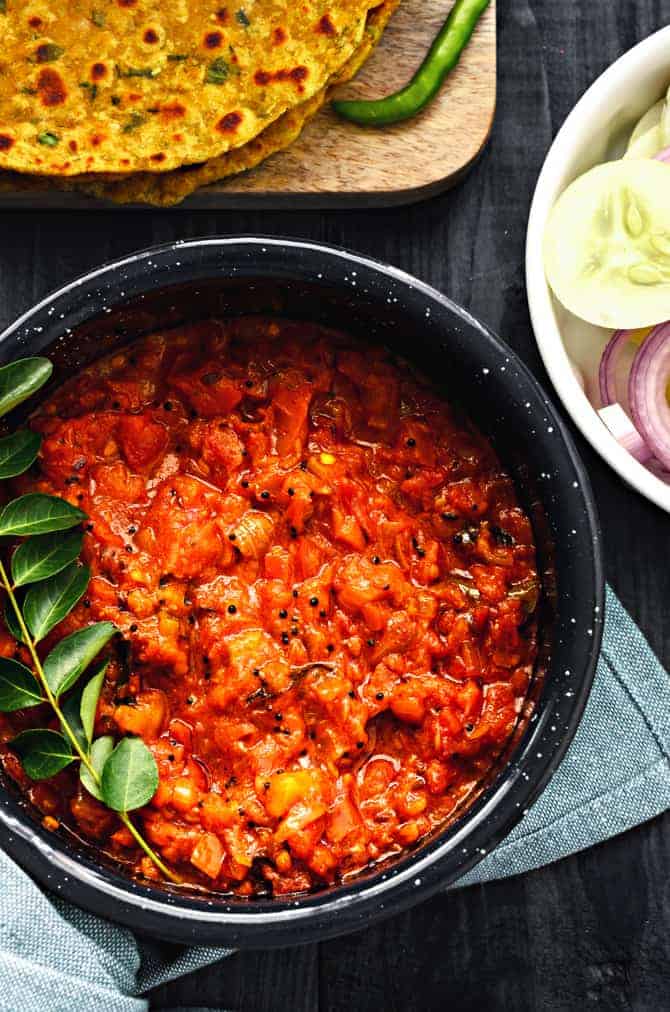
[0,558,179,885]
[0,558,96,777]
[118,811,177,882]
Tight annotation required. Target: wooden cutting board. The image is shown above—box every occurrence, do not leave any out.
[0,0,496,209]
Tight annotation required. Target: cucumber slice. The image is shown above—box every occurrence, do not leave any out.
[624,98,670,159]
[662,91,670,147]
[543,160,670,329]
[627,99,665,147]
[624,123,664,160]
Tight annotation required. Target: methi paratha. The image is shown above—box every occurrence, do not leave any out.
[78,0,398,205]
[0,1,379,176]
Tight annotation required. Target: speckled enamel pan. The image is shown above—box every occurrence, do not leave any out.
[0,238,604,947]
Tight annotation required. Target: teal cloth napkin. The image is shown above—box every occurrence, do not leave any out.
[1,586,669,1012]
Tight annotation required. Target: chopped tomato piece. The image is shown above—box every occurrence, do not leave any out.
[190,833,225,879]
[118,414,169,472]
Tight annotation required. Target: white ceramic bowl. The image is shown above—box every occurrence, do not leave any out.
[526,26,670,513]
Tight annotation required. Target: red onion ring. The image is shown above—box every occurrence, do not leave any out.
[598,403,653,463]
[655,146,670,163]
[599,329,638,411]
[629,322,670,470]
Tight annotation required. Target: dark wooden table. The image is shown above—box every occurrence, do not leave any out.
[1,2,668,1008]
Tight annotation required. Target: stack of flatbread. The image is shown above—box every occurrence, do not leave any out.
[0,0,398,205]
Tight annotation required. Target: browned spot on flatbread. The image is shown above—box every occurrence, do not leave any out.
[160,102,186,120]
[217,111,242,133]
[254,66,308,92]
[316,14,336,35]
[37,68,67,107]
[204,31,223,49]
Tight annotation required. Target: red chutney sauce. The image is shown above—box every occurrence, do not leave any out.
[0,318,539,896]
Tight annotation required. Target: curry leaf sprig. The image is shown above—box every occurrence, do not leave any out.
[0,357,177,883]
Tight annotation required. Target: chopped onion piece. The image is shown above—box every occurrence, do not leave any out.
[599,326,653,411]
[229,510,275,559]
[629,322,670,470]
[599,329,638,410]
[598,403,653,463]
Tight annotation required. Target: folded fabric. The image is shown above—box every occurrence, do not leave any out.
[1,586,668,1012]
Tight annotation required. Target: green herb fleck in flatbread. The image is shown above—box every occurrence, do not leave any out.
[122,112,146,133]
[79,82,98,101]
[37,131,60,146]
[205,57,229,85]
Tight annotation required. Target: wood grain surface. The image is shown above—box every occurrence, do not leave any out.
[0,0,496,210]
[198,0,496,207]
[1,2,669,1010]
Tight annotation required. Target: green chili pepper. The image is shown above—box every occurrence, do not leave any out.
[332,0,491,127]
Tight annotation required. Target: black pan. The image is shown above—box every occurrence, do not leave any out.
[0,238,604,947]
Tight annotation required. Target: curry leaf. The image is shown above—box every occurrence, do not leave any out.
[4,598,25,643]
[80,660,108,745]
[12,529,84,587]
[101,736,158,812]
[43,621,116,697]
[11,729,73,780]
[0,657,43,711]
[0,430,41,480]
[0,358,52,418]
[80,734,114,801]
[0,493,86,537]
[60,687,87,751]
[23,562,90,641]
